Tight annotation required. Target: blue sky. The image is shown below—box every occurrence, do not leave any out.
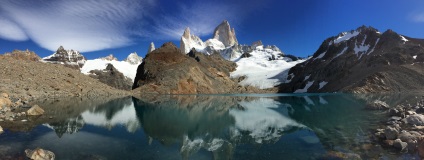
[0,0,423,60]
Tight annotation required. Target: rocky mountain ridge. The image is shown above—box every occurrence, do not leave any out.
[132,42,263,94]
[42,46,86,69]
[279,26,424,93]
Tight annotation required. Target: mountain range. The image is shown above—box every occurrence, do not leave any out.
[3,21,423,93]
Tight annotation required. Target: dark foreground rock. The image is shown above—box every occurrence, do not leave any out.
[132,42,263,94]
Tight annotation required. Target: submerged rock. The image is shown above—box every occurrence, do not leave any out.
[366,100,390,110]
[26,105,45,116]
[25,148,55,160]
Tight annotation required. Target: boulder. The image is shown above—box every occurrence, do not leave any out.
[398,131,416,142]
[366,100,390,110]
[25,148,55,160]
[26,105,45,116]
[0,97,12,109]
[406,114,424,126]
[393,139,408,151]
[0,125,3,134]
[0,93,8,98]
[384,126,399,140]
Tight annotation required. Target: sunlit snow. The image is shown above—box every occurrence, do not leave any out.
[333,31,360,44]
[231,46,305,89]
[81,59,139,81]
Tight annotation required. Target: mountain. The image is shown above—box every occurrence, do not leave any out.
[100,54,118,61]
[42,46,86,69]
[279,26,424,93]
[147,42,155,54]
[124,52,143,65]
[132,42,262,94]
[213,20,238,47]
[3,49,41,61]
[177,20,305,90]
[88,63,133,90]
[81,53,141,82]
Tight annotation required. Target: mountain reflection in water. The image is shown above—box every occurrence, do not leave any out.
[1,94,410,159]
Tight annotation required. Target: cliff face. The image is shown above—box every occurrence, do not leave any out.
[279,26,424,93]
[132,42,262,94]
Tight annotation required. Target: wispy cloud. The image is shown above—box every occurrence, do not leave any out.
[151,0,269,40]
[0,0,155,52]
[411,13,424,22]
[0,16,28,41]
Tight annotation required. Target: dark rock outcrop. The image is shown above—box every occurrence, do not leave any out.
[3,49,41,61]
[89,64,133,90]
[279,26,424,93]
[132,42,261,94]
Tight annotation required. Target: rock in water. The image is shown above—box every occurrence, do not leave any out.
[406,114,424,126]
[384,126,399,140]
[26,105,45,116]
[25,148,55,160]
[366,100,390,110]
[0,125,3,134]
[213,20,238,47]
[393,139,408,151]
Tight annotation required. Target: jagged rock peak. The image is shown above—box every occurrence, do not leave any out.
[43,46,86,68]
[101,54,118,61]
[183,27,191,40]
[125,52,143,65]
[213,20,238,47]
[180,27,205,54]
[251,40,263,48]
[148,42,155,54]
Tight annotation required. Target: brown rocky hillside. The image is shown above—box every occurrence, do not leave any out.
[0,55,128,102]
[132,42,262,94]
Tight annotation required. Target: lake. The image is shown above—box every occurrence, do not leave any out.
[0,93,422,159]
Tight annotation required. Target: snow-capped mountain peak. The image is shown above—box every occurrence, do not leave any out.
[124,52,143,65]
[100,54,118,61]
[42,46,86,67]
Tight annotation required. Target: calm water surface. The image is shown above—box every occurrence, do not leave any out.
[0,94,422,159]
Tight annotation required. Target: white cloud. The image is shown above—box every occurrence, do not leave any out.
[0,0,155,52]
[0,16,28,41]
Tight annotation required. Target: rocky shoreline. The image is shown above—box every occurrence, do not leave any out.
[369,96,424,156]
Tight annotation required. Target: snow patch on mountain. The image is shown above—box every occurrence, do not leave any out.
[367,38,380,55]
[400,35,409,43]
[124,52,143,65]
[318,81,328,90]
[332,31,360,44]
[294,81,314,93]
[334,47,348,59]
[81,58,139,81]
[413,55,417,59]
[231,46,305,89]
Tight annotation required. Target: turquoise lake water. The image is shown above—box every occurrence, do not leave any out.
[0,94,422,159]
